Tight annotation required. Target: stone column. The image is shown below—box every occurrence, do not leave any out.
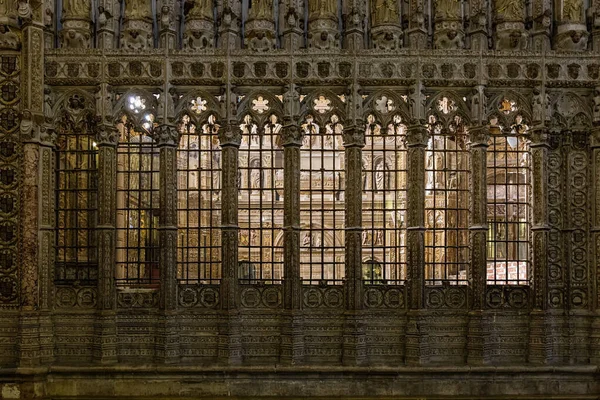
[156,124,180,363]
[60,0,93,48]
[217,122,242,365]
[342,123,365,366]
[281,119,304,364]
[528,126,550,364]
[19,10,47,367]
[93,123,118,364]
[467,125,489,364]
[404,123,428,365]
[590,126,600,363]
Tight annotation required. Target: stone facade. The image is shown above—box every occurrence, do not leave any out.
[1,0,600,398]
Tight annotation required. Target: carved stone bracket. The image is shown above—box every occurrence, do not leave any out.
[95,123,118,147]
[155,124,179,147]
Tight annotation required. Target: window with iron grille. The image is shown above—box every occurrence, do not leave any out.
[177,113,221,284]
[424,112,470,285]
[55,112,98,284]
[362,113,407,285]
[238,113,284,283]
[115,114,160,286]
[299,113,345,284]
[486,128,531,285]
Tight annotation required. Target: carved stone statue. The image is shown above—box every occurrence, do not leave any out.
[125,0,151,20]
[249,0,272,20]
[188,0,214,20]
[495,0,524,21]
[563,0,583,22]
[371,0,399,25]
[64,0,90,18]
[308,0,336,19]
[434,0,461,19]
[62,29,89,48]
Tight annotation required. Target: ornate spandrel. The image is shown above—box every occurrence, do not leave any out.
[554,0,588,51]
[183,0,216,50]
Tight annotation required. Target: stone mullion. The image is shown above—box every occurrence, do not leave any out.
[405,124,428,365]
[590,126,600,363]
[281,122,303,365]
[218,124,242,365]
[467,126,488,364]
[342,124,365,366]
[528,127,550,364]
[93,125,118,364]
[156,125,179,363]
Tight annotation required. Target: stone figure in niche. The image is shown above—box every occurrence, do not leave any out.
[314,232,322,247]
[362,160,367,190]
[593,90,600,124]
[434,0,460,19]
[308,0,336,19]
[495,0,524,21]
[122,29,150,49]
[371,0,399,25]
[125,0,151,19]
[447,171,457,189]
[302,232,311,247]
[563,0,583,22]
[64,0,90,18]
[375,161,387,192]
[188,0,214,20]
[160,6,171,29]
[362,230,369,245]
[249,0,272,20]
[97,6,112,27]
[250,164,261,192]
[375,230,383,245]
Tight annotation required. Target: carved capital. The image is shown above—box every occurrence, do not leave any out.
[95,123,119,146]
[406,124,429,147]
[155,124,179,147]
[342,124,365,148]
[529,125,550,147]
[217,122,242,147]
[281,121,303,147]
[469,125,490,147]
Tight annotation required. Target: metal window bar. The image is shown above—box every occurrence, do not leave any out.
[486,133,531,285]
[362,114,407,285]
[299,114,345,285]
[237,114,284,284]
[177,115,222,284]
[55,116,98,284]
[115,120,160,286]
[424,131,470,285]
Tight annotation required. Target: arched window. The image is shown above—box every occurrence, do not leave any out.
[238,111,284,283]
[177,111,221,284]
[300,101,345,284]
[115,95,159,286]
[425,96,470,285]
[362,109,407,285]
[55,94,98,284]
[487,98,531,285]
